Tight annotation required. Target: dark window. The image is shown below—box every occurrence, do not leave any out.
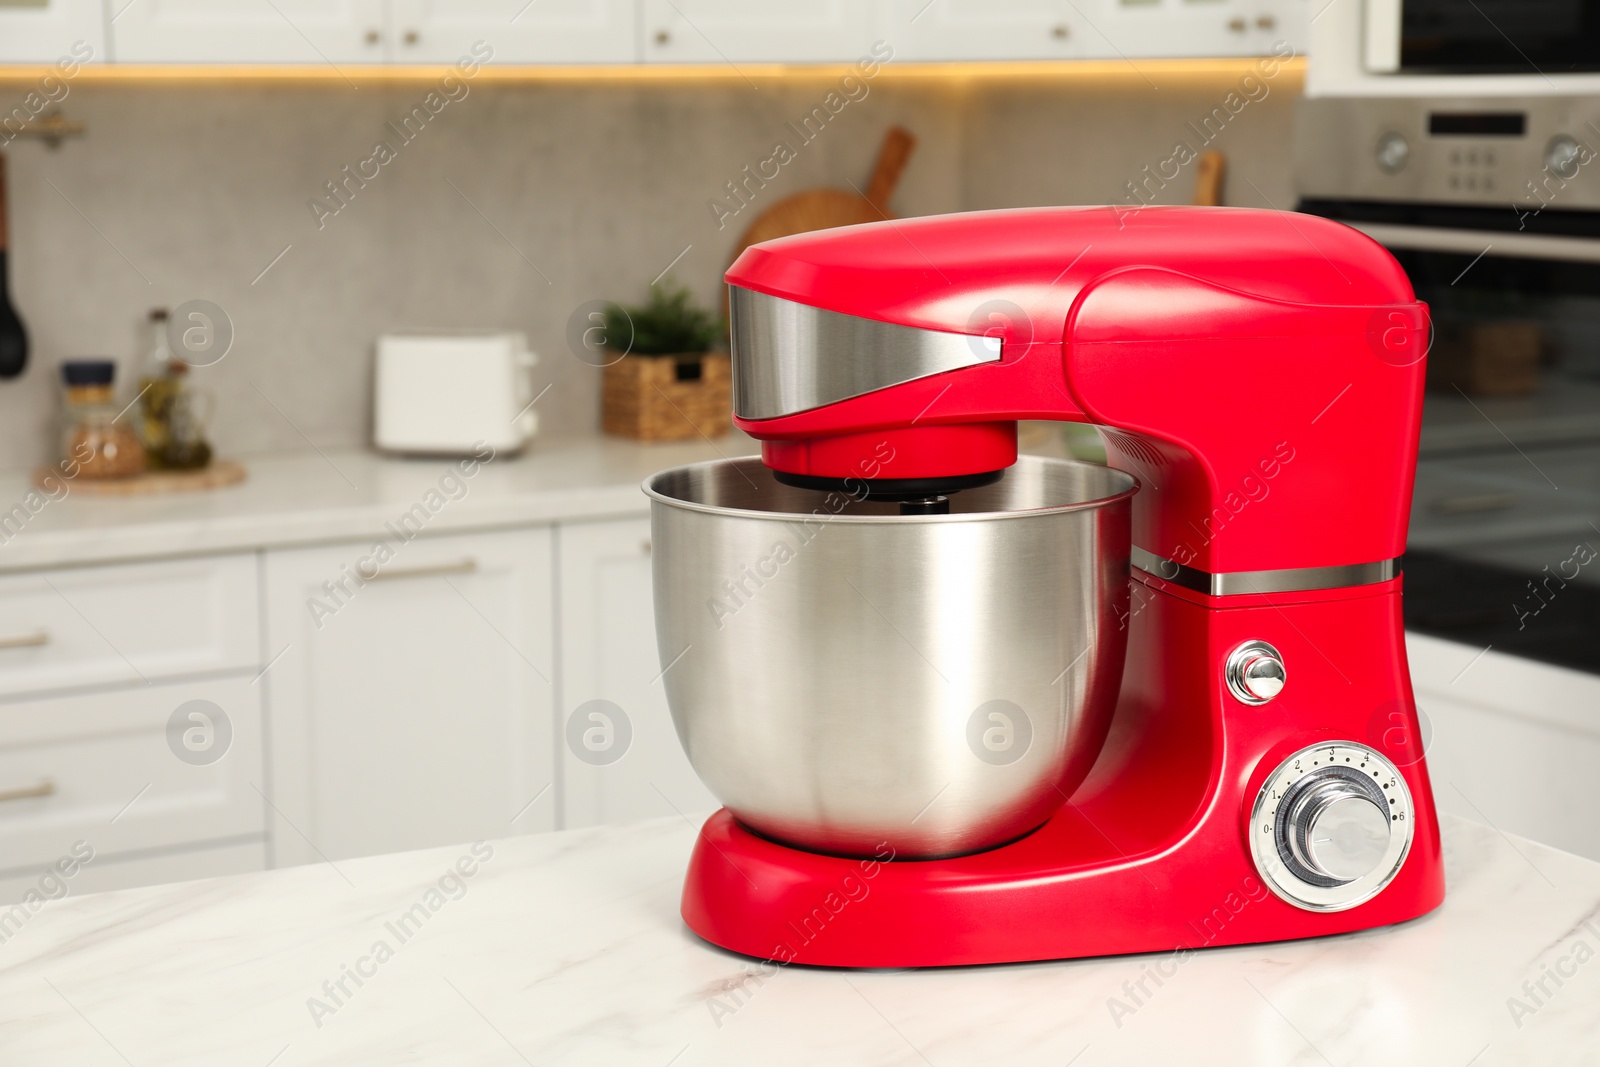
[1401,0,1600,74]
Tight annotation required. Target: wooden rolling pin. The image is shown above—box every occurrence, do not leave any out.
[1193,151,1226,207]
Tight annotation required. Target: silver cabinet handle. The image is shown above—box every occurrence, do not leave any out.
[0,780,55,803]
[366,559,478,582]
[0,629,49,651]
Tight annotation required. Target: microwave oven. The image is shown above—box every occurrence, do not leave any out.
[1365,0,1600,75]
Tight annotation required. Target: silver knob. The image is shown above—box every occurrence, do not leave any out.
[1375,132,1410,174]
[1251,743,1414,911]
[1225,640,1285,705]
[1286,780,1391,883]
[1546,135,1585,179]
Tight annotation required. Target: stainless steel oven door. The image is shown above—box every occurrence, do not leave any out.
[1300,196,1600,674]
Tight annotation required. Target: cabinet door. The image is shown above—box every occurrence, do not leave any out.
[110,0,388,64]
[640,0,878,64]
[884,0,1088,61]
[0,0,104,63]
[1088,0,1303,60]
[1409,633,1600,862]
[264,528,555,866]
[557,518,717,828]
[388,0,636,64]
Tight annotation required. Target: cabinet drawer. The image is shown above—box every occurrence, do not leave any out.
[0,555,259,699]
[0,840,265,906]
[0,676,265,873]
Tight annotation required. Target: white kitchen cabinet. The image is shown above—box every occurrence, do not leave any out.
[0,0,104,63]
[0,554,259,700]
[1408,632,1600,862]
[387,0,636,64]
[79,0,1313,69]
[0,674,265,878]
[557,518,716,829]
[263,528,555,866]
[886,0,1303,62]
[1088,0,1305,60]
[110,0,389,64]
[640,0,878,64]
[884,0,1089,61]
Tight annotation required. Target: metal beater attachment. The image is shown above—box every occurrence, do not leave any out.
[898,496,950,515]
[772,468,1003,509]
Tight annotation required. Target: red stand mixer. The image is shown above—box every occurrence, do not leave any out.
[644,205,1444,967]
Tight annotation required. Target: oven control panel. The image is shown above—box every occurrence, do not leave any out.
[1296,96,1600,211]
[1249,741,1414,911]
[1374,130,1508,193]
[1442,144,1500,193]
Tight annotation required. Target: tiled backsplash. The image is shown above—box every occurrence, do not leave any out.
[0,68,1297,468]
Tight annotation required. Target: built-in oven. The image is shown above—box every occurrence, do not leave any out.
[1297,95,1600,675]
[1363,0,1600,75]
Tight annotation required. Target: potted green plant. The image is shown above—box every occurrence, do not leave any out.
[600,282,730,440]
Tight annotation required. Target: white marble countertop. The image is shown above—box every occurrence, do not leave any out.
[0,434,757,573]
[2,812,1597,1066]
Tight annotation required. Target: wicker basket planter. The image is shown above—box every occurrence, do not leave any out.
[601,351,731,440]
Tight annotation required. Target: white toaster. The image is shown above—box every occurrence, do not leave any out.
[374,332,538,456]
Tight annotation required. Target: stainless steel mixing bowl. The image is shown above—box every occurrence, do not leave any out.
[645,455,1136,858]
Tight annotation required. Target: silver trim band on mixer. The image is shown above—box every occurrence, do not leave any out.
[1131,547,1399,596]
[729,286,1002,420]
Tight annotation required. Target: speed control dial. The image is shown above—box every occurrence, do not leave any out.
[1250,742,1414,911]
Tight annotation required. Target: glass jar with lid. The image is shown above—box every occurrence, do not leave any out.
[60,360,145,480]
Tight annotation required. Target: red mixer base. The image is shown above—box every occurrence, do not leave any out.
[680,577,1445,968]
[681,805,1444,968]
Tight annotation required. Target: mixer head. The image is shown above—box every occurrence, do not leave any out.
[725,206,1431,578]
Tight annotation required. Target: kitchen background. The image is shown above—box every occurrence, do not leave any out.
[1,75,1297,462]
[1,0,1596,903]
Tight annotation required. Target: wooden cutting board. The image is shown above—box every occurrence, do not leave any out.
[728,125,917,261]
[32,459,246,496]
